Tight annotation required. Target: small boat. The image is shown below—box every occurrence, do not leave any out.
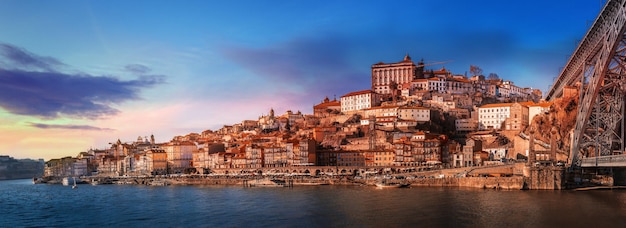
[150,180,169,186]
[375,182,411,188]
[62,177,71,186]
[72,177,78,189]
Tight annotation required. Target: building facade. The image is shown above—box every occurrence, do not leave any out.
[371,54,418,95]
[340,90,382,113]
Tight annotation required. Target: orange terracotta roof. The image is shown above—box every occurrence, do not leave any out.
[314,100,341,109]
[398,106,429,110]
[341,90,375,98]
[526,101,553,108]
[479,103,515,108]
[519,101,534,106]
[367,105,400,110]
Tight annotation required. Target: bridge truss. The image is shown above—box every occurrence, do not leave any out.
[546,0,626,167]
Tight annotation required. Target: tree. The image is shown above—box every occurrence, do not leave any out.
[470,65,483,76]
[488,73,500,81]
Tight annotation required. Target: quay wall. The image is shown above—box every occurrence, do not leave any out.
[82,175,525,189]
[366,177,525,190]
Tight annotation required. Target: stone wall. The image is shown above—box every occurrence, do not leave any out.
[403,177,524,190]
[525,166,564,190]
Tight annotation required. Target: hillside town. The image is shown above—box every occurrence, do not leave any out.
[42,54,573,178]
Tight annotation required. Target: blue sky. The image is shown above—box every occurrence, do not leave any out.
[0,0,603,160]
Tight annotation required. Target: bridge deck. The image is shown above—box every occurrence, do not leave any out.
[580,154,626,167]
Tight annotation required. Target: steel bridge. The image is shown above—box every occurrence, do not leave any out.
[546,0,626,168]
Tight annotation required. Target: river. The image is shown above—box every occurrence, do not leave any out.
[1,179,625,227]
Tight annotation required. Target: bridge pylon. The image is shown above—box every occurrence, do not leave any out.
[546,0,626,167]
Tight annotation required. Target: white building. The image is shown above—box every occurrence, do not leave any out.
[412,77,446,93]
[478,103,513,130]
[525,101,552,124]
[340,90,382,113]
[478,102,528,130]
[501,80,528,98]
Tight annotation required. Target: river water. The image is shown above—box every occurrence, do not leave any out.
[1,179,626,227]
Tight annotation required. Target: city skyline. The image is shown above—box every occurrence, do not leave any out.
[0,0,601,160]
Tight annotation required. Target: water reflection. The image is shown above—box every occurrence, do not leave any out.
[1,180,626,227]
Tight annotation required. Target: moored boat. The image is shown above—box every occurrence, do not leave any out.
[62,177,71,186]
[375,182,411,188]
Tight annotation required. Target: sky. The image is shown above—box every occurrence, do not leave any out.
[0,0,604,160]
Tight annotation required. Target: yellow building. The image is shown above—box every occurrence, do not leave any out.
[147,148,167,175]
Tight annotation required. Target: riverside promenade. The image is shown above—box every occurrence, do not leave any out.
[41,164,530,190]
[75,174,525,190]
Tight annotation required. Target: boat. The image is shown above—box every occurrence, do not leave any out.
[249,179,286,187]
[375,182,411,188]
[62,177,71,186]
[150,180,169,186]
[72,177,78,189]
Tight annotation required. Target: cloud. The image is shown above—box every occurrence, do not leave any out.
[220,36,367,102]
[0,43,64,72]
[0,43,166,119]
[125,64,151,75]
[27,122,115,131]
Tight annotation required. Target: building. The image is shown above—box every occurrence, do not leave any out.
[500,80,529,98]
[231,153,247,169]
[245,145,264,168]
[411,77,446,93]
[258,108,279,132]
[264,146,289,167]
[146,147,167,175]
[364,150,395,167]
[462,138,482,167]
[340,90,382,113]
[193,148,210,173]
[364,105,400,119]
[360,105,431,130]
[315,150,366,167]
[313,97,341,117]
[298,139,317,165]
[371,54,419,95]
[393,137,414,166]
[446,76,473,94]
[393,132,444,166]
[411,133,444,166]
[162,141,196,174]
[337,151,366,167]
[524,101,552,124]
[455,118,478,133]
[477,102,529,131]
[193,143,226,172]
